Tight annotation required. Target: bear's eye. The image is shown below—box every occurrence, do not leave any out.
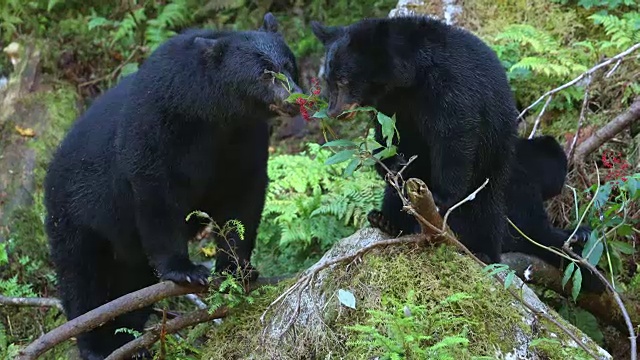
[261,71,274,80]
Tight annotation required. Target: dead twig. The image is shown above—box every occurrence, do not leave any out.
[528,95,553,139]
[78,47,141,88]
[0,295,63,311]
[567,78,591,164]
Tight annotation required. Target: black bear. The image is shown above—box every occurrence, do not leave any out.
[503,135,605,293]
[311,16,519,263]
[44,13,300,359]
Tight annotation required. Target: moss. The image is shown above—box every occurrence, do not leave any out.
[201,242,601,359]
[200,279,297,358]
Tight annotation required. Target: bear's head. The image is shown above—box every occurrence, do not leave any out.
[311,19,416,119]
[194,13,302,119]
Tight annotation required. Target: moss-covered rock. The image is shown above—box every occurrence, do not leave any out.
[202,228,611,359]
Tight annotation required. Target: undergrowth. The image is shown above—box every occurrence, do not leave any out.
[253,142,385,276]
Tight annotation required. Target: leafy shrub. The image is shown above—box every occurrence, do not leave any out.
[254,142,385,275]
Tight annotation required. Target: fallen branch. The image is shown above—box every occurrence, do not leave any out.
[0,295,63,311]
[519,42,640,121]
[16,276,286,360]
[573,96,640,163]
[105,307,228,360]
[501,252,639,336]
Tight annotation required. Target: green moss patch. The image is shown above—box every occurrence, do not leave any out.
[201,240,602,359]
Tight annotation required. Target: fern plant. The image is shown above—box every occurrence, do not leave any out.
[87,0,193,78]
[345,291,473,359]
[254,142,385,275]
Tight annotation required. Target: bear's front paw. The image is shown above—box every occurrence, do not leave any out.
[158,257,210,286]
[572,226,592,244]
[368,210,401,237]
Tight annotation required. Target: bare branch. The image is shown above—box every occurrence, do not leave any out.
[15,276,286,360]
[573,96,640,163]
[567,79,591,164]
[441,178,489,232]
[527,95,553,139]
[518,42,640,121]
[0,295,63,311]
[105,308,228,360]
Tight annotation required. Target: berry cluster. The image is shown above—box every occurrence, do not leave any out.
[601,149,630,182]
[295,77,322,121]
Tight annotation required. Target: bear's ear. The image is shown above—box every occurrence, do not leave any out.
[194,37,218,50]
[311,21,343,46]
[260,12,279,33]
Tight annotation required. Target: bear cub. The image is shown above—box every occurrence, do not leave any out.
[503,135,605,293]
[44,13,300,359]
[311,16,519,263]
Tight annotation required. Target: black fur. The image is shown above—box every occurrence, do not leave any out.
[44,13,300,359]
[312,16,518,262]
[503,136,605,293]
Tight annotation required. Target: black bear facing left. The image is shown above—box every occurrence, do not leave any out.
[311,16,519,263]
[44,13,300,360]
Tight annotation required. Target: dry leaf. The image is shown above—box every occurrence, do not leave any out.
[15,125,36,137]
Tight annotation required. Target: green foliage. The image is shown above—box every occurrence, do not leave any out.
[589,12,640,53]
[579,172,639,289]
[345,290,476,359]
[89,0,192,53]
[254,142,385,275]
[557,305,605,345]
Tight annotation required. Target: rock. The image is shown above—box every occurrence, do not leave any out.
[203,228,612,359]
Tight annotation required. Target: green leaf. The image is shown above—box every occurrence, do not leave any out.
[325,150,356,165]
[118,62,139,79]
[482,263,509,277]
[312,108,329,119]
[616,224,634,237]
[339,106,377,115]
[593,183,612,209]
[337,289,356,309]
[610,240,635,255]
[88,16,111,30]
[284,92,305,103]
[582,231,603,266]
[571,267,583,301]
[504,271,515,289]
[322,139,357,148]
[185,210,212,222]
[373,146,397,161]
[376,112,398,147]
[562,262,576,289]
[343,159,360,177]
[623,176,639,198]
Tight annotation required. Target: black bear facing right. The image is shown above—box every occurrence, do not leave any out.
[311,16,519,263]
[44,13,300,360]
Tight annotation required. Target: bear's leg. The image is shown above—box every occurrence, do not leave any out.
[101,260,158,358]
[368,184,420,237]
[213,173,268,283]
[48,223,129,359]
